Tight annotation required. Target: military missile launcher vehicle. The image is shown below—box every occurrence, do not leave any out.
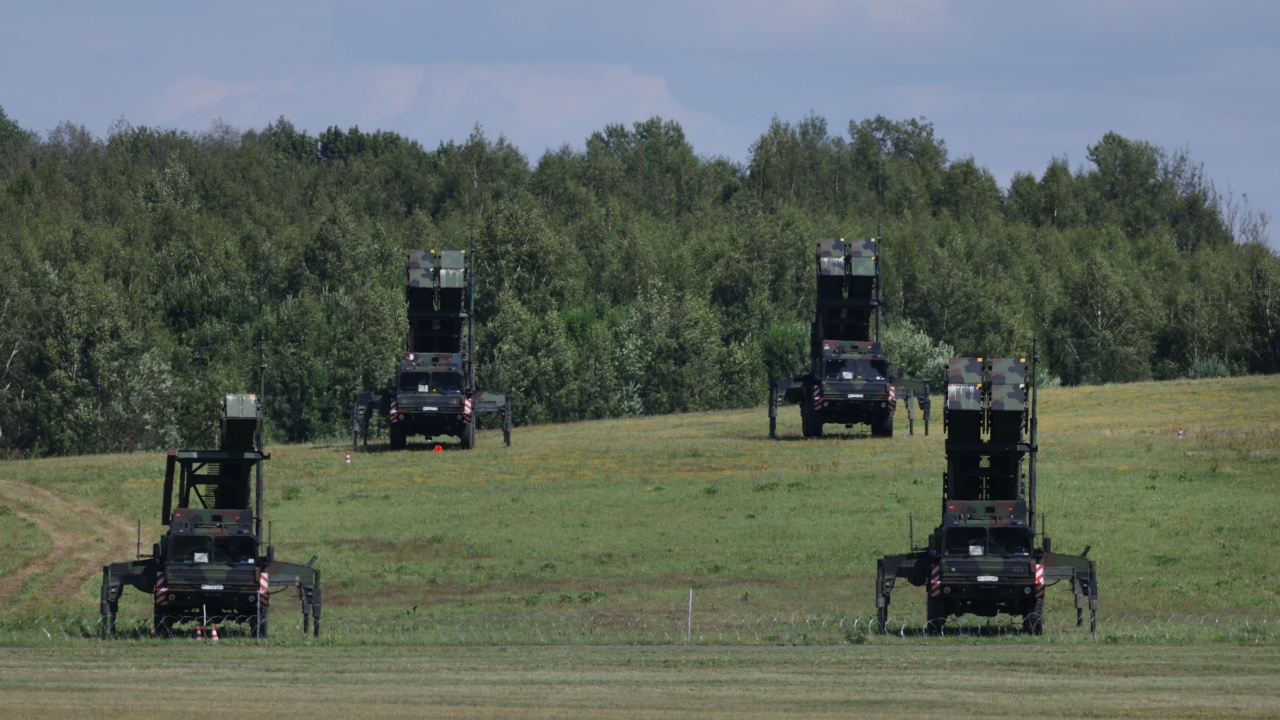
[354,246,510,450]
[770,237,901,439]
[100,392,321,638]
[875,351,1097,635]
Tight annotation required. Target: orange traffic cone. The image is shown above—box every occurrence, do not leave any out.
[345,450,351,464]
[196,625,204,640]
[210,625,219,642]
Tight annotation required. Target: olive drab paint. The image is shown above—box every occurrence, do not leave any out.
[353,241,512,451]
[875,347,1098,636]
[100,392,322,639]
[770,237,920,438]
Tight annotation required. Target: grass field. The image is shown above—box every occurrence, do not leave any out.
[1,375,1278,717]
[1,644,1279,719]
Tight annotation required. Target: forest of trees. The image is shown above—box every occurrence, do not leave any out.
[0,105,1275,456]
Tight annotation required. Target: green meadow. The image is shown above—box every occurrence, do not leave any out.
[2,375,1279,718]
[2,374,1277,631]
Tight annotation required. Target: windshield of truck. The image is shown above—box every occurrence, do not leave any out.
[399,372,431,393]
[431,371,464,393]
[172,536,257,564]
[989,528,1033,556]
[823,359,886,381]
[944,528,987,556]
[399,371,463,393]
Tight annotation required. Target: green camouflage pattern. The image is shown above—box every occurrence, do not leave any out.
[101,393,322,638]
[407,249,468,289]
[773,235,895,438]
[816,237,877,277]
[357,244,512,450]
[875,349,1098,635]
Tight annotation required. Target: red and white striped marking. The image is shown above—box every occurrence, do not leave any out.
[258,571,270,608]
[888,384,897,410]
[389,398,398,422]
[1034,563,1045,597]
[811,384,822,406]
[463,397,473,423]
[929,564,941,597]
[155,570,168,606]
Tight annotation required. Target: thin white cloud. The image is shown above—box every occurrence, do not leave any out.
[151,76,297,123]
[143,62,720,158]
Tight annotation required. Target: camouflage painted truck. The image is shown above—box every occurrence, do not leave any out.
[875,352,1098,635]
[100,393,321,638]
[770,237,899,438]
[354,246,510,450]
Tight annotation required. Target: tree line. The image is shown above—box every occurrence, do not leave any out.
[0,106,1275,456]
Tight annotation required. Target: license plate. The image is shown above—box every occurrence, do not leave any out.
[200,584,225,591]
[848,394,863,398]
[977,575,998,583]
[424,407,438,411]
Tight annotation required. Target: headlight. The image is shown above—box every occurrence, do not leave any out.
[167,593,176,601]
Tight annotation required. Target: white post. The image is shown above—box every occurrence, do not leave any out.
[687,587,693,644]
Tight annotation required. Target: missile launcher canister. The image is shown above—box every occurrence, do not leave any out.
[354,246,511,450]
[771,237,913,438]
[100,393,321,638]
[874,351,1098,636]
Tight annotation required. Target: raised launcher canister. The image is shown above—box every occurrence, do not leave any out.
[100,392,321,639]
[354,245,511,450]
[874,350,1098,636]
[770,237,920,439]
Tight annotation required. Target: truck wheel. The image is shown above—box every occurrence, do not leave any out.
[389,423,405,450]
[804,396,823,438]
[800,397,811,438]
[460,420,476,450]
[1022,597,1044,636]
[925,595,947,636]
[871,415,893,438]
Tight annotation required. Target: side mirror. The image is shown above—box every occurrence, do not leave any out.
[928,533,939,557]
[1043,536,1052,554]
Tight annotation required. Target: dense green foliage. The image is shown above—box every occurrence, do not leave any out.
[0,108,1276,455]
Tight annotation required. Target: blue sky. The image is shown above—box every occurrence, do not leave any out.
[2,1,1276,240]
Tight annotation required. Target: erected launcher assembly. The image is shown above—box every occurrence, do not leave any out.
[100,379,321,638]
[875,348,1097,635]
[354,243,510,450]
[771,237,910,438]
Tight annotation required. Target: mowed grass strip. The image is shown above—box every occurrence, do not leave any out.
[1,644,1278,719]
[0,375,1277,627]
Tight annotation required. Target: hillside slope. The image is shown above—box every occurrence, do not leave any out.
[1,374,1277,628]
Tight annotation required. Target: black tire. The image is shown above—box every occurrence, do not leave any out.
[925,595,947,636]
[460,420,475,450]
[804,395,824,438]
[1022,597,1044,636]
[389,423,405,450]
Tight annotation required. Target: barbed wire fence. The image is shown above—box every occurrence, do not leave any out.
[1,612,1275,646]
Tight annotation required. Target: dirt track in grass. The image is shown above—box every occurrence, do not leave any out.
[0,478,136,609]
